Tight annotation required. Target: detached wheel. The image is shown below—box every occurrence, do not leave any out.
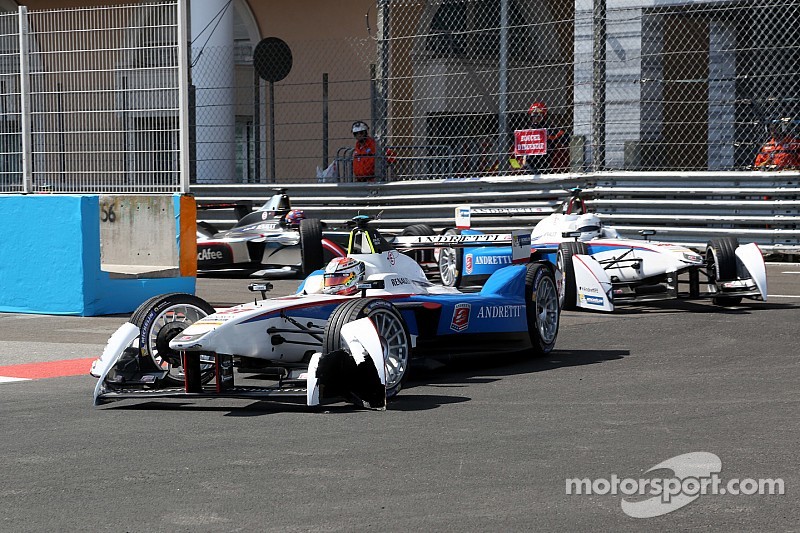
[524,263,560,356]
[706,237,742,306]
[557,241,588,310]
[322,298,411,398]
[299,218,324,276]
[401,223,436,266]
[134,293,216,385]
[438,228,463,288]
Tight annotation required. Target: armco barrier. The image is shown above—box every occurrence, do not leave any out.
[0,194,196,316]
[191,171,800,256]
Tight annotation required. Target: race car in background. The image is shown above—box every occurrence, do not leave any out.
[196,191,349,277]
[437,189,767,312]
[196,191,439,278]
[92,216,560,410]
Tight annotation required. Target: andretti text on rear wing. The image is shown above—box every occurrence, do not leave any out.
[454,204,556,230]
[392,230,533,264]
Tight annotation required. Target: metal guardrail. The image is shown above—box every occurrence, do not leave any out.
[333,145,456,183]
[192,171,800,256]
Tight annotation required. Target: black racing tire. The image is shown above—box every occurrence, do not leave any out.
[130,293,177,325]
[299,218,325,276]
[134,293,216,385]
[401,223,435,237]
[706,237,742,306]
[524,263,560,356]
[438,228,463,288]
[557,241,588,310]
[322,298,411,398]
[400,223,436,266]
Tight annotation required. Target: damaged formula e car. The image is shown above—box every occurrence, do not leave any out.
[91,217,560,410]
[439,189,767,312]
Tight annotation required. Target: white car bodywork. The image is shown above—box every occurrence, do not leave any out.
[455,202,768,312]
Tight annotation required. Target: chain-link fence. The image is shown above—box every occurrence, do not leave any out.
[207,0,800,184]
[2,1,799,191]
[0,2,184,194]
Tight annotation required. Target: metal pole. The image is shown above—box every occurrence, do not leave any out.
[375,0,389,181]
[177,0,191,193]
[370,63,376,131]
[592,0,607,171]
[498,0,508,163]
[322,72,328,168]
[253,68,261,182]
[17,6,32,194]
[269,80,275,183]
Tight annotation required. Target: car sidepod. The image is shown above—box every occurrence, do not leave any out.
[410,265,548,358]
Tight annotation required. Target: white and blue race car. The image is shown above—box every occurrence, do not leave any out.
[91,217,560,410]
[438,190,767,312]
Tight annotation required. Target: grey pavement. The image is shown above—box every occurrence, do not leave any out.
[0,264,798,531]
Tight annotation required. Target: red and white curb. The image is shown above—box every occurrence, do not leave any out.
[0,358,95,384]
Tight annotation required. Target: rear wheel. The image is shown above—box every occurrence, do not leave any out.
[134,294,216,385]
[557,241,588,310]
[322,298,411,398]
[438,228,463,288]
[706,237,742,306]
[524,263,559,356]
[299,218,324,276]
[400,223,436,266]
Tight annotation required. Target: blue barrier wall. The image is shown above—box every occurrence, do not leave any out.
[0,195,194,316]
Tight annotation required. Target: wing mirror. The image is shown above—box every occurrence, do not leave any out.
[639,229,656,241]
[248,282,274,300]
[357,279,385,297]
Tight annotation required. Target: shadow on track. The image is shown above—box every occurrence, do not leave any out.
[408,348,627,388]
[608,299,796,315]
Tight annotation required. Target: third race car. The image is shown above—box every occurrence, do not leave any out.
[437,189,767,312]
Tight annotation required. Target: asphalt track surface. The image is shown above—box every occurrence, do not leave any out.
[1,264,798,532]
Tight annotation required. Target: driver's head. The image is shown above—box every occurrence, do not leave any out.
[322,257,366,295]
[284,209,306,226]
[573,213,603,241]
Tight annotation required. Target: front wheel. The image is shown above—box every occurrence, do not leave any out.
[134,293,216,385]
[322,298,411,398]
[557,241,588,310]
[706,237,742,306]
[524,263,560,356]
[299,218,324,276]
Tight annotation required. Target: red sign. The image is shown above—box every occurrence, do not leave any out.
[514,129,547,156]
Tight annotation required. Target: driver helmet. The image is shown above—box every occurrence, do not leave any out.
[528,101,548,118]
[572,213,603,241]
[322,257,366,296]
[352,121,369,136]
[284,209,306,226]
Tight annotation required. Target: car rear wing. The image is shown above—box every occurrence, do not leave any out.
[392,230,532,263]
[196,199,254,220]
[454,205,556,229]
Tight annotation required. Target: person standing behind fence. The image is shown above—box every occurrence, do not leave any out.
[754,119,799,170]
[352,121,378,182]
[352,121,395,182]
[509,102,570,173]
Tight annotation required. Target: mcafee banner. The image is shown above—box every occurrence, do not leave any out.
[514,128,547,155]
